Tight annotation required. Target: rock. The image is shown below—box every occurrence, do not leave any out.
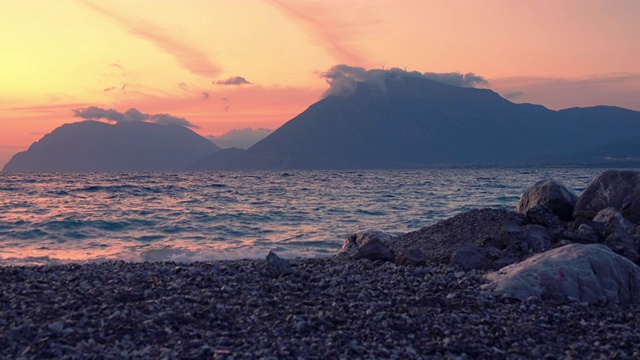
[265,251,293,276]
[524,204,563,229]
[502,223,552,255]
[604,221,639,263]
[339,230,391,257]
[483,243,640,304]
[594,207,634,232]
[48,322,64,333]
[449,244,487,270]
[395,247,427,266]
[392,209,525,265]
[574,170,640,223]
[576,224,599,244]
[353,238,395,262]
[516,179,577,221]
[590,207,639,262]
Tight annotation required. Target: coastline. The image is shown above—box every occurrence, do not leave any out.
[2,258,639,358]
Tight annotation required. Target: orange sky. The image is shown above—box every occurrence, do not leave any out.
[2,0,640,166]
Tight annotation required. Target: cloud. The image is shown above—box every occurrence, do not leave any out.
[123,108,149,122]
[422,72,489,88]
[108,63,124,69]
[264,0,372,64]
[214,76,253,86]
[320,64,489,97]
[206,128,273,149]
[78,0,222,77]
[502,90,524,99]
[149,114,198,128]
[72,106,197,128]
[73,106,125,122]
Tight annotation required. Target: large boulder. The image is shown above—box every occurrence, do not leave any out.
[516,179,577,221]
[483,243,640,304]
[339,230,391,257]
[573,170,640,223]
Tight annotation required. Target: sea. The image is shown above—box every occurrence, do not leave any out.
[0,168,627,266]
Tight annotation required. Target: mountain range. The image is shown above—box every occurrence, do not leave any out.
[3,72,640,172]
[193,74,640,169]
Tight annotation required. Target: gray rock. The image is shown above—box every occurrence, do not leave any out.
[483,243,640,304]
[594,207,634,232]
[395,247,427,266]
[265,251,293,276]
[502,223,552,255]
[574,170,640,223]
[449,244,487,270]
[516,179,578,221]
[48,322,64,333]
[524,204,563,229]
[353,238,395,262]
[590,207,639,262]
[576,224,599,244]
[339,230,391,257]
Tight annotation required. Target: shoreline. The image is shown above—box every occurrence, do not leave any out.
[2,258,639,358]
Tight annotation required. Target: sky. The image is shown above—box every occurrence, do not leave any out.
[2,0,640,166]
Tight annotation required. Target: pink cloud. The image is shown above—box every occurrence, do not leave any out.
[265,0,375,65]
[78,0,222,77]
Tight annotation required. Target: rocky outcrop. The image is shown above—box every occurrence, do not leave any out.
[573,170,640,223]
[392,209,525,266]
[516,179,577,221]
[339,170,640,270]
[483,244,640,304]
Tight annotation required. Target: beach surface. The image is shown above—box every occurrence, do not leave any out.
[2,258,639,359]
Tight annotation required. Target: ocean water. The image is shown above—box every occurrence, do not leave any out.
[0,168,622,266]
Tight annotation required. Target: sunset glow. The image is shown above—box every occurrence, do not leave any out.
[2,0,640,166]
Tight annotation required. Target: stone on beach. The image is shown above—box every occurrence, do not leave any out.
[395,247,427,266]
[483,243,640,304]
[524,204,563,229]
[449,244,487,270]
[516,179,577,221]
[265,250,293,276]
[339,229,391,258]
[353,237,396,262]
[574,170,640,223]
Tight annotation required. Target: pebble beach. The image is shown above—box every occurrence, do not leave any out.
[2,258,639,359]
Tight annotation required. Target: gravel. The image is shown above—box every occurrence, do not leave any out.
[1,258,640,359]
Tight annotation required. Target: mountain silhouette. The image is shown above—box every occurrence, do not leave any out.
[3,121,219,172]
[533,136,640,166]
[192,74,640,169]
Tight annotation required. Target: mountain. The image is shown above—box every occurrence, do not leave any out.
[192,74,640,169]
[3,121,220,172]
[533,137,640,166]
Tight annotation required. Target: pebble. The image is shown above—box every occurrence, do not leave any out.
[0,258,639,358]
